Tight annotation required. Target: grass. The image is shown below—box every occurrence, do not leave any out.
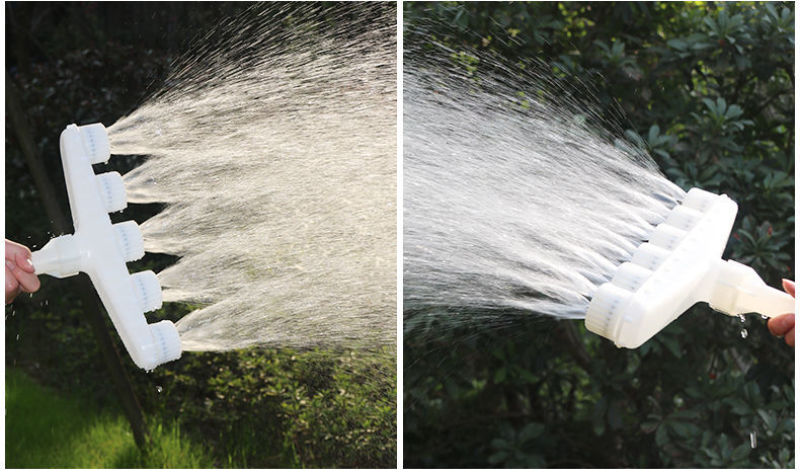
[5,367,213,468]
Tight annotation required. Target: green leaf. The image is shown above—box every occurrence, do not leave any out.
[641,420,660,433]
[519,422,545,441]
[757,409,777,431]
[728,398,751,416]
[491,438,510,450]
[488,451,509,465]
[655,424,669,446]
[702,97,717,113]
[494,366,507,384]
[592,397,607,436]
[661,335,681,358]
[731,443,750,462]
[725,104,743,119]
[667,38,688,50]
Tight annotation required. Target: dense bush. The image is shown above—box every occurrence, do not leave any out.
[6,3,395,468]
[404,1,793,468]
[151,348,396,468]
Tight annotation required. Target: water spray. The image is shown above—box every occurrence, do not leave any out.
[31,123,181,371]
[106,2,397,352]
[585,187,794,348]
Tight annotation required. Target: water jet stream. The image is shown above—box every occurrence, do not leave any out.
[403,40,685,335]
[109,3,397,352]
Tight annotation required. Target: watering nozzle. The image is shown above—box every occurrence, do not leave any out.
[30,123,181,371]
[585,187,795,349]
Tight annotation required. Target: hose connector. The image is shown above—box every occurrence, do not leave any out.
[709,260,795,318]
[31,234,81,279]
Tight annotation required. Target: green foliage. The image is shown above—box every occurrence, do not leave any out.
[489,422,546,468]
[7,305,396,468]
[404,1,794,468]
[151,348,396,468]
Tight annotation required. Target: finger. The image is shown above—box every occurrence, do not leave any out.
[6,267,19,292]
[7,241,35,273]
[782,279,795,298]
[6,287,21,305]
[6,240,32,261]
[11,268,40,294]
[5,268,20,304]
[14,254,35,274]
[768,314,795,337]
[785,327,794,347]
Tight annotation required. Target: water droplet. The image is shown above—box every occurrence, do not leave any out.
[739,315,746,324]
[740,329,748,339]
[750,430,757,449]
[156,385,163,393]
[760,314,769,320]
[16,334,20,341]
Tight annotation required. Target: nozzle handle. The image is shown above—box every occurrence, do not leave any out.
[709,260,795,318]
[30,234,81,278]
[738,284,795,318]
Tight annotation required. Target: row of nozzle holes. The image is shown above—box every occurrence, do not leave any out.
[132,271,162,314]
[95,172,125,213]
[112,222,143,262]
[587,193,720,333]
[79,126,162,317]
[112,224,163,313]
[612,193,718,293]
[93,139,160,315]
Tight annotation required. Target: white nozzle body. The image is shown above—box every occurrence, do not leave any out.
[30,123,181,371]
[708,259,795,318]
[585,188,794,348]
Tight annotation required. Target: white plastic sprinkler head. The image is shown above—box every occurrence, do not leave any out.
[585,187,795,349]
[31,123,181,371]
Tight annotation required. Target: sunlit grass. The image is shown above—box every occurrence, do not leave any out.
[5,368,212,468]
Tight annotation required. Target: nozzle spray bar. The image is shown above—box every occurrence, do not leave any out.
[31,123,181,371]
[585,187,795,348]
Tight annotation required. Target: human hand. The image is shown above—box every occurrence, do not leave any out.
[767,279,795,347]
[5,239,40,304]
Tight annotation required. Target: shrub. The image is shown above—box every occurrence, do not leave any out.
[404,1,794,468]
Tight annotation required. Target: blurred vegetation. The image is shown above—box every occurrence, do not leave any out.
[404,1,793,468]
[6,2,395,468]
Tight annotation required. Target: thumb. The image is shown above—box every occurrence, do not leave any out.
[782,279,795,298]
[14,253,36,274]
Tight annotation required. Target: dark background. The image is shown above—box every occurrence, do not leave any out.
[403,1,794,468]
[6,2,395,468]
